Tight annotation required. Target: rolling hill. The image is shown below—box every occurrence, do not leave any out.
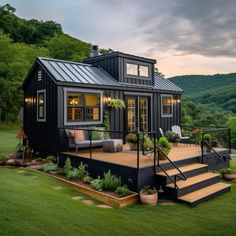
[169,73,236,114]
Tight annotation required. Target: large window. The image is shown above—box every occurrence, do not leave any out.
[126,63,149,78]
[37,90,46,122]
[66,90,101,124]
[161,95,173,117]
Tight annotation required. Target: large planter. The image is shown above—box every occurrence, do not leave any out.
[140,192,158,206]
[223,173,236,181]
[159,152,167,160]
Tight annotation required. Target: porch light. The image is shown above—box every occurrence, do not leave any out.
[177,99,181,103]
[25,97,30,103]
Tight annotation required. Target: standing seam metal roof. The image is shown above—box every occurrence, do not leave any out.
[154,75,183,92]
[38,57,120,86]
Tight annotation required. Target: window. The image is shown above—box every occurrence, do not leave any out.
[37,90,46,122]
[139,65,149,77]
[126,63,149,78]
[127,63,138,76]
[161,95,173,117]
[66,90,101,124]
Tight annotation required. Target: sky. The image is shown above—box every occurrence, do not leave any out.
[1,0,236,77]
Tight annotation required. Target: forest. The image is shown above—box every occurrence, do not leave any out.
[0,4,235,148]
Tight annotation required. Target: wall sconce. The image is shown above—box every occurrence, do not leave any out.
[174,95,181,103]
[25,97,30,103]
[105,95,111,105]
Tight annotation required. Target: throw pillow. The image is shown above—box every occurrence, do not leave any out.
[74,130,85,141]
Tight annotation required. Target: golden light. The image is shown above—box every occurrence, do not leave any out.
[25,97,29,103]
[70,99,78,105]
[177,99,181,103]
[39,99,44,104]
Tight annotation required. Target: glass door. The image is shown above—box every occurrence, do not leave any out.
[126,96,149,132]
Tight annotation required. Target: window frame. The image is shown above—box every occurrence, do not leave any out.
[37,89,46,122]
[125,60,150,79]
[64,88,103,126]
[161,94,173,118]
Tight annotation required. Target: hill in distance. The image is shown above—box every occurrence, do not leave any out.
[169,73,236,114]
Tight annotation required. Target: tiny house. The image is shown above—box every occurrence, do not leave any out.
[22,48,182,155]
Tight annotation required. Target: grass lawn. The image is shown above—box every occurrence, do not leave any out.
[0,123,20,155]
[0,165,236,236]
[1,123,236,235]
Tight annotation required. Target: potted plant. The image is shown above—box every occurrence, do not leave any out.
[158,137,171,160]
[126,133,139,151]
[140,185,158,206]
[203,133,212,152]
[220,168,236,181]
[164,130,180,145]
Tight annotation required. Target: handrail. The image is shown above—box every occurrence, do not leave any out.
[156,147,187,192]
[201,140,227,162]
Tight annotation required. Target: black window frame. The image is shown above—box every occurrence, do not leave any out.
[161,94,173,117]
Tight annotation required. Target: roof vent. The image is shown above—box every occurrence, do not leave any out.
[90,45,99,57]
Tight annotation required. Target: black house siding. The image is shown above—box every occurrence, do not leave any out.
[23,64,58,154]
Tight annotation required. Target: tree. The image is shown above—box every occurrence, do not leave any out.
[227,116,236,149]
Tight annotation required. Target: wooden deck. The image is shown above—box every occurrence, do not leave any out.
[63,144,204,168]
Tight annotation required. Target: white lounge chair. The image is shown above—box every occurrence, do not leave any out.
[171,125,190,144]
[159,128,164,137]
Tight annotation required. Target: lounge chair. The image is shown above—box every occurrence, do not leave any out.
[171,125,190,144]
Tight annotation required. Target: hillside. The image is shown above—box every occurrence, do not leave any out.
[169,73,236,114]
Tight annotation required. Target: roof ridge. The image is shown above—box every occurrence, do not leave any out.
[38,57,92,67]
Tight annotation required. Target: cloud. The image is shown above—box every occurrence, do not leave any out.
[132,0,236,58]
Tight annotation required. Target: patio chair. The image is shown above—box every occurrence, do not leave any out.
[171,125,190,144]
[159,128,164,137]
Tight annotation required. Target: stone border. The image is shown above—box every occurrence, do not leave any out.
[33,169,139,208]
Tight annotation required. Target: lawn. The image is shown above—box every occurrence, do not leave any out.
[1,123,236,236]
[0,122,19,155]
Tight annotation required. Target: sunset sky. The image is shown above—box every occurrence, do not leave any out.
[2,0,236,77]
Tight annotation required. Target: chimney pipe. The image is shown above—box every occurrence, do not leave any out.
[90,45,99,57]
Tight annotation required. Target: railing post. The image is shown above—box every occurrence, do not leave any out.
[89,130,92,159]
[201,132,204,163]
[137,132,139,170]
[154,132,157,173]
[228,128,231,153]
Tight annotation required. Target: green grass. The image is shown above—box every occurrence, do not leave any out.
[0,122,19,155]
[0,166,236,236]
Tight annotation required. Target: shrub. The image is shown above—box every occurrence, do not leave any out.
[115,185,131,197]
[91,177,103,191]
[141,134,154,151]
[46,156,56,163]
[203,133,212,142]
[43,163,57,173]
[126,133,137,143]
[77,162,88,180]
[64,158,72,175]
[57,168,65,175]
[164,130,179,142]
[158,137,171,155]
[102,170,121,191]
[67,168,79,180]
[83,173,93,184]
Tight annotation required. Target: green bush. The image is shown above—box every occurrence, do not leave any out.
[141,134,154,151]
[103,170,121,191]
[83,174,93,184]
[203,133,212,142]
[91,177,103,191]
[64,158,72,175]
[57,168,65,175]
[0,155,7,164]
[43,163,57,173]
[158,137,171,155]
[67,168,79,180]
[46,156,56,163]
[115,185,131,197]
[77,162,88,180]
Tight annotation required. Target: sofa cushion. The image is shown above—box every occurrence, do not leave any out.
[74,130,85,142]
[91,127,104,140]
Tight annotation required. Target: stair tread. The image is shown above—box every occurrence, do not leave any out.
[178,182,231,203]
[156,163,208,177]
[166,172,220,189]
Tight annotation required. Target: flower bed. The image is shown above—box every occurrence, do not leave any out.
[34,170,138,208]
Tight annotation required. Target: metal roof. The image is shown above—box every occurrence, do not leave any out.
[154,75,183,92]
[38,57,120,86]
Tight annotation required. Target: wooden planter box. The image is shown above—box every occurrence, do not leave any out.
[34,170,139,208]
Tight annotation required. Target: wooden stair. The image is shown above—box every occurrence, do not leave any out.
[156,161,231,207]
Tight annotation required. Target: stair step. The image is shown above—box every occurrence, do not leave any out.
[156,163,208,177]
[166,172,220,189]
[178,182,231,207]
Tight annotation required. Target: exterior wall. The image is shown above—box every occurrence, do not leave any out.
[23,64,58,154]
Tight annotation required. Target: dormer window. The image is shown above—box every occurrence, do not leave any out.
[126,63,149,78]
